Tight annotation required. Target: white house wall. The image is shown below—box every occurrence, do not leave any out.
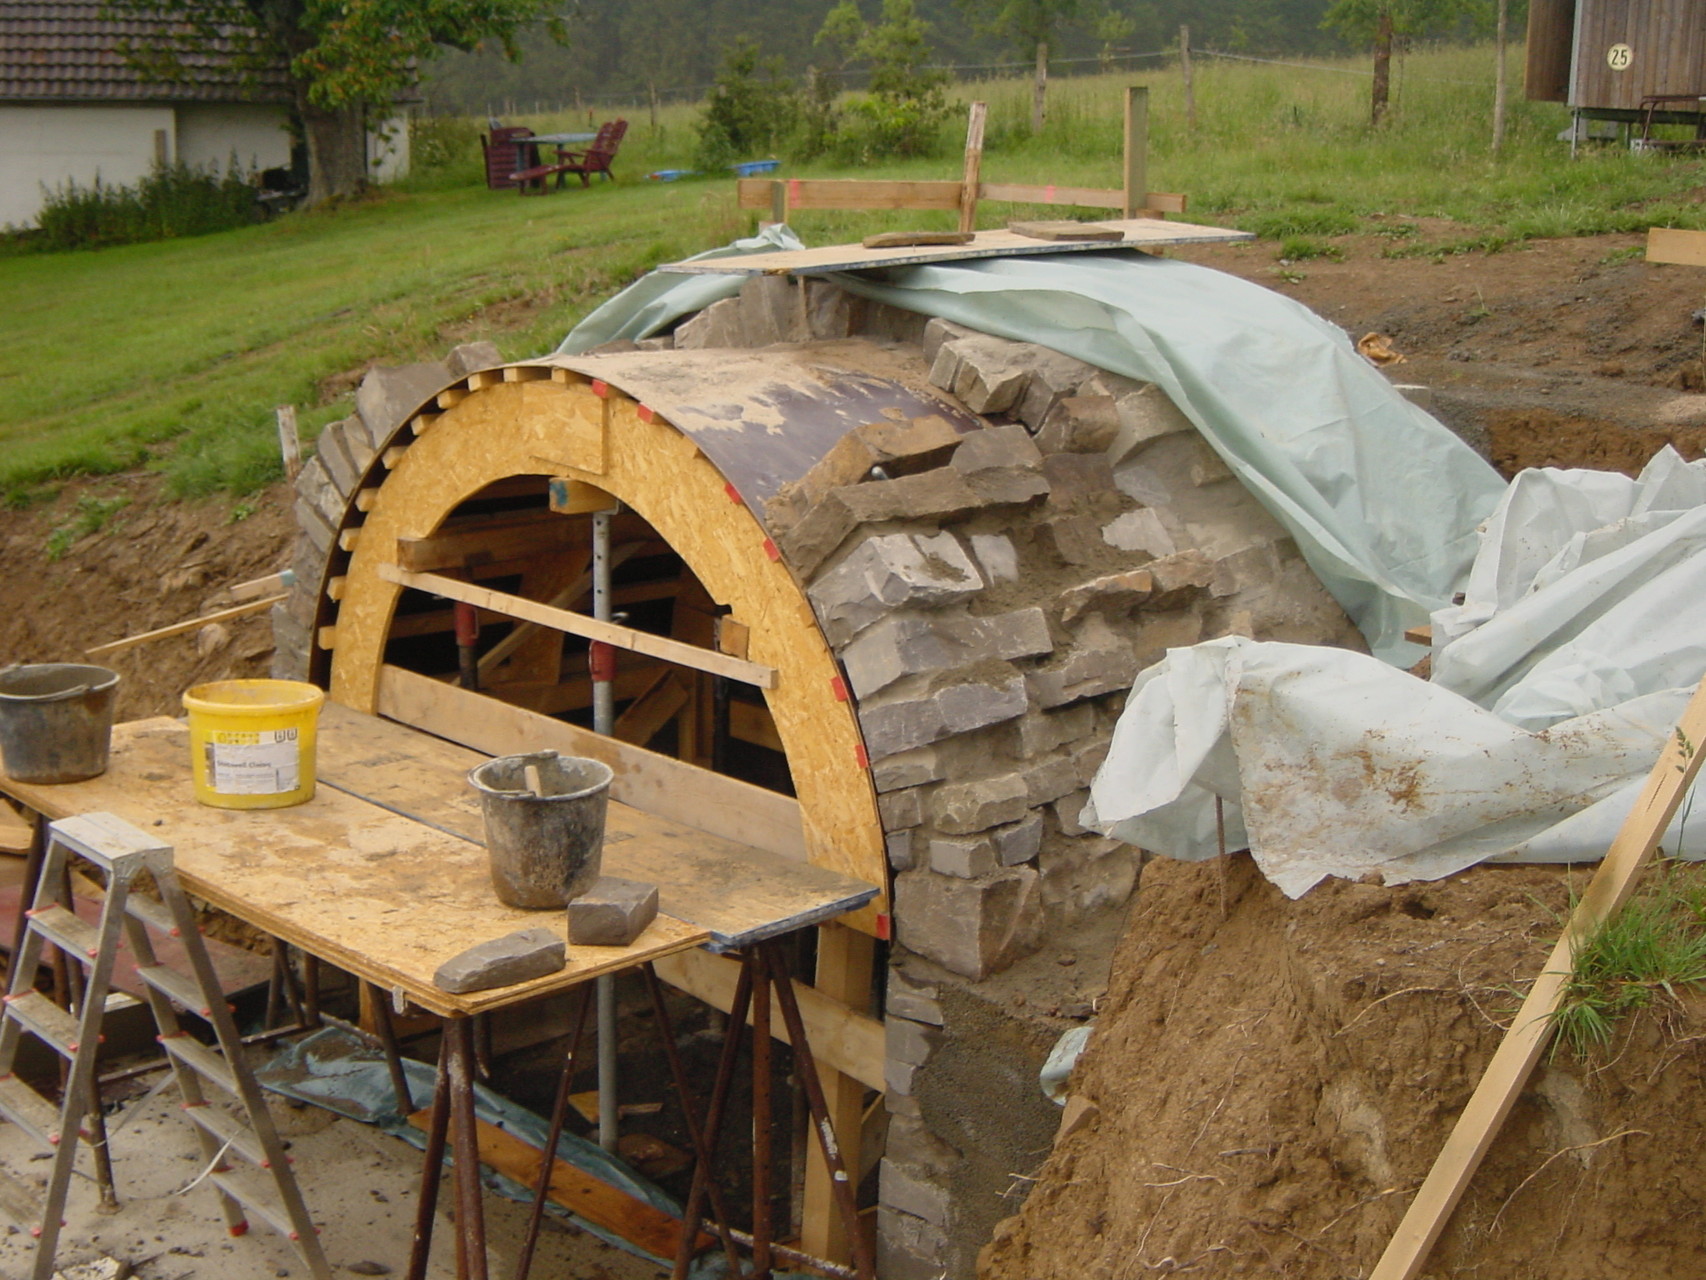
[367,111,410,183]
[175,103,291,176]
[0,103,172,229]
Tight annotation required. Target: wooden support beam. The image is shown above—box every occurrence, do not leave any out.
[85,594,287,658]
[802,922,877,1263]
[736,178,963,211]
[547,476,619,515]
[405,1110,712,1258]
[395,509,580,573]
[650,947,884,1093]
[959,101,987,235]
[376,664,806,859]
[730,700,784,753]
[380,565,778,689]
[978,184,1184,214]
[614,670,691,746]
[1371,675,1706,1280]
[1123,85,1149,219]
[1646,227,1706,267]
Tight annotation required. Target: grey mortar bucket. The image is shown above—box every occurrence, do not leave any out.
[468,750,614,909]
[0,663,121,784]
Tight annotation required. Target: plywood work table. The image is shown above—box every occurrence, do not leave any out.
[0,705,880,1280]
[0,709,875,1018]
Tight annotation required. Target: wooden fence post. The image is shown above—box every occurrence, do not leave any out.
[1123,86,1149,219]
[1032,42,1048,133]
[276,405,301,481]
[959,101,988,235]
[1180,26,1196,132]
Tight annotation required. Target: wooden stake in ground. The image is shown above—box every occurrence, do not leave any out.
[958,101,988,235]
[1370,673,1706,1280]
[1491,0,1509,155]
[276,405,301,481]
[1032,42,1048,133]
[1180,26,1196,132]
[1123,86,1149,219]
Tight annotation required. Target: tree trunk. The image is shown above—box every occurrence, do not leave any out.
[1371,9,1393,127]
[301,99,368,206]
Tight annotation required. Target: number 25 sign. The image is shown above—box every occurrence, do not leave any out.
[1607,43,1633,71]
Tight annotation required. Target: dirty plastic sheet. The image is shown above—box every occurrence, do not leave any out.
[556,231,1503,664]
[256,1024,742,1276]
[1086,449,1706,897]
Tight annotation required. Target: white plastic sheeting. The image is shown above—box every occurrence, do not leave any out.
[834,254,1505,665]
[552,232,1506,664]
[1087,448,1706,897]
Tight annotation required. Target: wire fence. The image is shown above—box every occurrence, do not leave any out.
[419,40,1496,119]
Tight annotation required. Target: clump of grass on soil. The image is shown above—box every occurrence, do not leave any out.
[1550,860,1706,1060]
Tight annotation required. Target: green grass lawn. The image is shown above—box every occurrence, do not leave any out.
[5,41,1705,504]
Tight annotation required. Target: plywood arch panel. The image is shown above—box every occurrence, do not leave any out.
[327,372,887,922]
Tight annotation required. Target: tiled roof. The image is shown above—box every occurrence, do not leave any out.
[0,1,290,103]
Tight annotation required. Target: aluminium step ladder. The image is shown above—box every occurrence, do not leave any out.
[0,812,332,1280]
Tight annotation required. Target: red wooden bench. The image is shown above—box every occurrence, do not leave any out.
[482,126,535,190]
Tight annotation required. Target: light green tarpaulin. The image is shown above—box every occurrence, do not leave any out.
[556,234,1505,665]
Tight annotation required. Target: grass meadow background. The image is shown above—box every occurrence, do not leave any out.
[4,41,1704,507]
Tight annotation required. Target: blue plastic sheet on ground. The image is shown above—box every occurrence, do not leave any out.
[256,1023,742,1275]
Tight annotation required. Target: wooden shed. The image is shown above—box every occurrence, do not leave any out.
[1527,0,1706,116]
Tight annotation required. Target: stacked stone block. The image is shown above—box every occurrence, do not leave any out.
[272,342,502,681]
[651,285,1366,1280]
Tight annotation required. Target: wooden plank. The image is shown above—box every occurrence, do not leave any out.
[1646,227,1706,267]
[318,697,874,951]
[1403,624,1433,646]
[959,101,987,234]
[735,178,962,211]
[978,183,1186,213]
[1370,674,1706,1280]
[650,947,885,1093]
[228,571,289,602]
[613,670,690,746]
[801,922,876,1262]
[1009,220,1125,241]
[660,218,1248,277]
[405,1110,711,1258]
[1123,85,1149,219]
[729,700,783,753]
[0,800,32,855]
[861,231,972,248]
[395,510,580,573]
[376,664,806,860]
[85,594,288,658]
[0,718,709,1018]
[380,565,778,689]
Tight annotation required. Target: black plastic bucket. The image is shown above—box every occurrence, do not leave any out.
[0,663,120,784]
[468,750,613,909]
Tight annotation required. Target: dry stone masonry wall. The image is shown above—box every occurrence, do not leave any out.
[666,275,1364,1280]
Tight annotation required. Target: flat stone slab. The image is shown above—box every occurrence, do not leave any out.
[567,876,660,947]
[434,927,566,994]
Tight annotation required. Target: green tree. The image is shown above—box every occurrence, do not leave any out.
[694,39,799,168]
[104,1,568,204]
[814,0,951,161]
[1323,0,1487,124]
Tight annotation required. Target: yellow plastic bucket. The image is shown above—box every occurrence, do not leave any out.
[183,679,325,810]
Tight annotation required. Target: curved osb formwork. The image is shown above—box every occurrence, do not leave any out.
[324,369,888,922]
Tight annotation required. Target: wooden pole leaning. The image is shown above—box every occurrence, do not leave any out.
[958,102,987,235]
[1370,673,1706,1280]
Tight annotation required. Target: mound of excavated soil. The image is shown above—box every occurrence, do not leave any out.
[980,855,1706,1280]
